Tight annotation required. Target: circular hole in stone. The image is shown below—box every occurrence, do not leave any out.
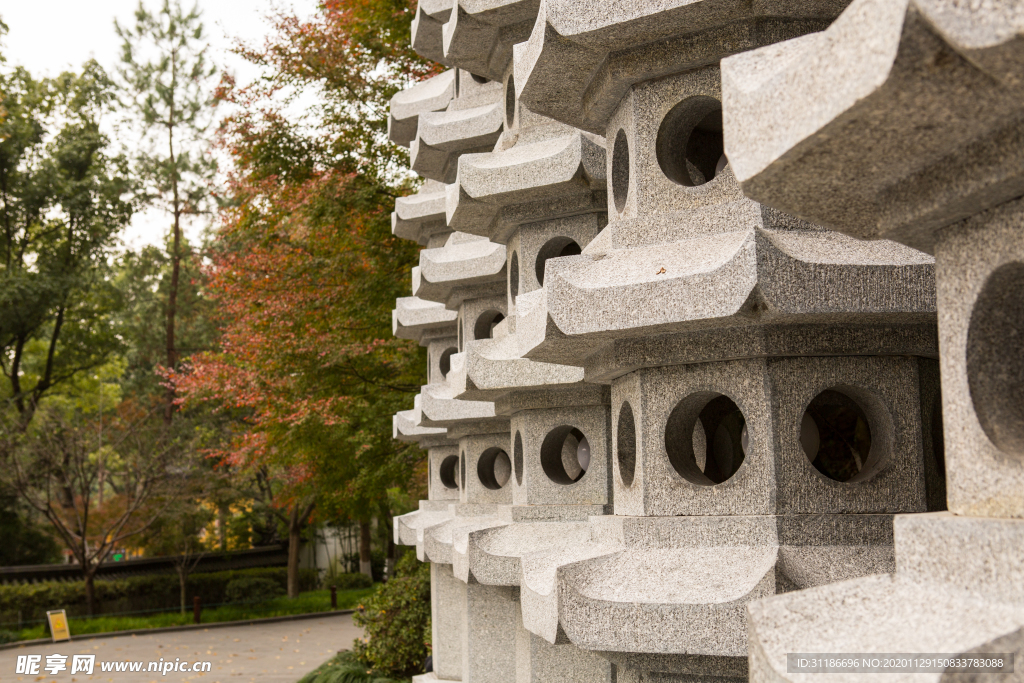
[478,447,512,490]
[967,261,1024,457]
[439,347,457,379]
[618,402,637,488]
[535,236,582,286]
[439,455,459,490]
[801,389,873,483]
[473,309,505,341]
[656,96,727,187]
[459,451,466,490]
[471,73,489,84]
[540,425,591,485]
[612,129,629,213]
[514,431,524,486]
[665,392,747,485]
[509,251,520,298]
[505,74,516,128]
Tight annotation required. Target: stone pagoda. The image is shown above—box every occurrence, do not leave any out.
[386,0,1022,681]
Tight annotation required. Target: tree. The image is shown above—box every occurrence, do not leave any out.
[140,495,214,613]
[115,0,218,421]
[174,0,435,595]
[0,63,133,431]
[0,493,62,565]
[3,403,185,614]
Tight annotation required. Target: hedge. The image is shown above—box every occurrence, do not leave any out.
[0,567,318,627]
[353,553,431,677]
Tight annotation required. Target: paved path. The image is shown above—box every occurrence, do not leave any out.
[0,614,363,683]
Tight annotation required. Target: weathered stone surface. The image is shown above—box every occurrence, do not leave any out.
[393,395,449,445]
[411,0,454,66]
[463,581,517,683]
[747,513,1024,683]
[443,0,540,81]
[446,104,607,243]
[610,356,934,517]
[935,196,1024,519]
[389,69,455,147]
[510,402,611,506]
[514,0,849,135]
[550,515,893,658]
[393,296,458,345]
[411,71,504,183]
[392,180,450,247]
[432,562,465,681]
[721,0,1024,253]
[518,224,935,368]
[413,232,507,308]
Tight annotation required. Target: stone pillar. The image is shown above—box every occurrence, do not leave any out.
[719,0,1024,679]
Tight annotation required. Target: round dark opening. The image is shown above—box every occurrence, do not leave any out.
[439,347,457,378]
[505,74,516,128]
[514,431,524,486]
[801,389,873,482]
[618,402,637,488]
[612,129,630,213]
[967,262,1024,457]
[473,310,505,341]
[439,455,459,490]
[665,393,747,485]
[471,73,489,84]
[535,237,582,286]
[540,426,591,485]
[478,447,512,490]
[509,251,520,298]
[459,451,466,490]
[657,96,727,187]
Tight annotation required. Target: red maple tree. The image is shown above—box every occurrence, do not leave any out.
[173,0,439,593]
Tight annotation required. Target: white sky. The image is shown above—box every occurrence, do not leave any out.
[1,0,319,250]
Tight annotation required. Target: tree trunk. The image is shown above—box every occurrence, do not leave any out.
[178,566,187,614]
[164,217,181,423]
[84,569,97,617]
[379,503,395,581]
[287,505,301,598]
[359,520,372,580]
[218,504,228,552]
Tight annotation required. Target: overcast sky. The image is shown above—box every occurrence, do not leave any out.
[1,0,318,249]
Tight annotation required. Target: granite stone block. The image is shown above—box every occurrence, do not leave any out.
[721,0,1024,253]
[935,196,1024,518]
[510,403,611,506]
[610,356,933,517]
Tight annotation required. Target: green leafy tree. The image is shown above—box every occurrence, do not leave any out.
[0,63,132,431]
[0,493,61,566]
[115,0,218,420]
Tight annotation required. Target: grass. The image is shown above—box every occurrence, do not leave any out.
[10,587,376,642]
[296,651,409,683]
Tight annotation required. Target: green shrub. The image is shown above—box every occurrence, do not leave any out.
[297,650,407,683]
[352,553,430,678]
[0,630,17,644]
[225,576,284,604]
[0,566,318,627]
[329,573,373,590]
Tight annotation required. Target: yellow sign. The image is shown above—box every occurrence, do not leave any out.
[46,610,70,642]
